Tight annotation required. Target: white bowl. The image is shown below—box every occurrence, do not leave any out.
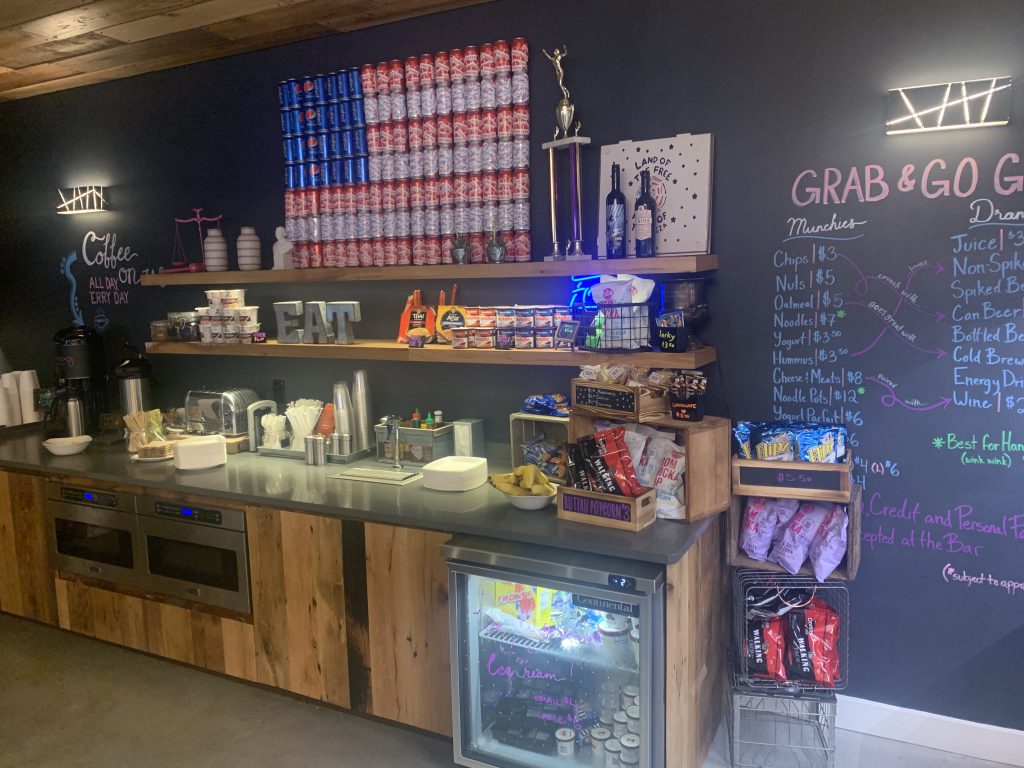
[504,490,556,510]
[43,435,92,456]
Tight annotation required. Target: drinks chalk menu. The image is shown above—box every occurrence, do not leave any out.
[768,150,1024,722]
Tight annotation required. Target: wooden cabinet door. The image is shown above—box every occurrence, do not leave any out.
[364,523,452,735]
[0,470,57,624]
[54,576,257,680]
[247,506,350,707]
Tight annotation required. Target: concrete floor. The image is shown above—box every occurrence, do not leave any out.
[0,613,1011,768]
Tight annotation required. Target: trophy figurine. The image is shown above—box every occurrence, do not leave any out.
[542,45,591,261]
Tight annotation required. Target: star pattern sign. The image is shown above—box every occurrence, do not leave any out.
[596,133,714,256]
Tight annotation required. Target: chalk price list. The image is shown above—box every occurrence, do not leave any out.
[771,232,867,482]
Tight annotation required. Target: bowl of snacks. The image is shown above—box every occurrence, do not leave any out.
[489,465,557,509]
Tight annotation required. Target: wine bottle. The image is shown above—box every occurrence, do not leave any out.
[605,163,626,258]
[633,169,656,258]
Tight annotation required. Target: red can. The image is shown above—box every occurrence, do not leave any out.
[421,115,438,147]
[412,236,428,265]
[360,64,378,95]
[379,121,394,152]
[383,237,398,266]
[354,239,370,267]
[284,189,300,218]
[391,119,408,152]
[493,40,511,73]
[327,183,344,214]
[408,117,424,150]
[497,169,514,200]
[511,104,530,137]
[435,113,453,145]
[340,184,356,214]
[366,124,382,154]
[481,170,498,202]
[355,182,370,211]
[496,105,514,138]
[438,175,455,206]
[395,179,411,209]
[433,51,450,83]
[466,110,482,143]
[322,240,341,268]
[369,238,383,267]
[410,178,426,207]
[448,48,465,81]
[404,56,420,89]
[396,237,412,265]
[292,242,311,269]
[367,182,382,211]
[453,111,469,144]
[307,187,322,215]
[466,173,483,203]
[388,59,404,92]
[453,173,469,202]
[512,168,529,200]
[511,38,529,73]
[479,42,495,76]
[309,241,325,268]
[441,234,455,263]
[419,53,435,86]
[424,176,440,206]
[425,235,442,265]
[463,45,480,79]
[480,108,498,141]
[513,230,531,262]
[469,233,485,263]
[375,62,390,93]
[344,239,360,267]
[380,181,396,211]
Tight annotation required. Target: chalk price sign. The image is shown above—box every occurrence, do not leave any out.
[738,465,843,492]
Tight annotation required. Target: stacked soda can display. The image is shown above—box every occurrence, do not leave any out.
[280,70,370,268]
[279,38,530,268]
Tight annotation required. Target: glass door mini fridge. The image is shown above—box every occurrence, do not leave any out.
[444,535,665,768]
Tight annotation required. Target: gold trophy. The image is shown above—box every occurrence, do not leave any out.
[542,45,590,261]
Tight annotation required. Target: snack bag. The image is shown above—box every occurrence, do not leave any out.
[808,504,848,582]
[740,497,801,562]
[594,426,645,497]
[745,616,787,681]
[652,447,687,519]
[768,502,829,574]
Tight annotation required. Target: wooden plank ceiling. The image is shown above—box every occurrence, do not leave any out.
[0,0,489,102]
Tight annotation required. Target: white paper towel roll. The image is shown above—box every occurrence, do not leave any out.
[1,373,22,426]
[17,370,42,423]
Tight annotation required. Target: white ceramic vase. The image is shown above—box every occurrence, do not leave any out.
[236,226,262,271]
[204,228,228,272]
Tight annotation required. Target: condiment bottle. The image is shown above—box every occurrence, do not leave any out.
[433,409,443,426]
[423,412,434,429]
[411,407,421,428]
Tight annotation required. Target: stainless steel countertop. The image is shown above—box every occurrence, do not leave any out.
[0,430,714,565]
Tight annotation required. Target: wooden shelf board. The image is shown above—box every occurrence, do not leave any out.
[140,254,718,286]
[145,340,717,368]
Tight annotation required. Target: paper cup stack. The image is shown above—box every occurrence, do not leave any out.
[203,227,229,272]
[237,226,262,271]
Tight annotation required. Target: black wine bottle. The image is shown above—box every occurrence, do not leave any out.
[605,163,626,258]
[633,169,656,258]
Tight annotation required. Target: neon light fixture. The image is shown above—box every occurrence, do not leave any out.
[886,77,1011,135]
[57,186,108,214]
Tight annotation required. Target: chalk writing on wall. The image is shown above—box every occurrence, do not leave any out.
[60,231,154,330]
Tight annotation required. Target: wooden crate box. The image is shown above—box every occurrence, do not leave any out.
[731,451,854,503]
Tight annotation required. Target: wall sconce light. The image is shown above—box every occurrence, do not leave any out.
[886,76,1011,135]
[56,186,108,214]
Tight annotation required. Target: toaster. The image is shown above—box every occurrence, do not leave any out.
[185,388,259,435]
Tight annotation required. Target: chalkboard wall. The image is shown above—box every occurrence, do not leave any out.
[1,0,1023,731]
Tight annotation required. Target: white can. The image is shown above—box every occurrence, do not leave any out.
[356,211,371,240]
[495,73,512,106]
[408,149,425,178]
[480,75,496,109]
[376,91,392,122]
[424,146,440,177]
[393,151,410,180]
[410,208,426,236]
[511,70,529,104]
[369,211,384,239]
[434,82,451,114]
[621,685,640,711]
[451,80,467,113]
[555,728,575,758]
[512,138,530,169]
[420,85,437,116]
[406,87,421,119]
[363,93,379,124]
[380,152,395,181]
[481,140,498,171]
[467,141,483,173]
[440,206,455,235]
[497,139,514,170]
[464,78,481,111]
[512,201,530,230]
[368,153,382,182]
[612,711,629,738]
[438,145,454,176]
[395,208,411,237]
[425,207,441,236]
[390,91,407,121]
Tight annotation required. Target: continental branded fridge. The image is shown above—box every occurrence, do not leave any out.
[444,536,665,768]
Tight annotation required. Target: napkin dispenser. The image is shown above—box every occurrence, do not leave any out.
[185,388,259,436]
[246,400,278,452]
[173,435,227,470]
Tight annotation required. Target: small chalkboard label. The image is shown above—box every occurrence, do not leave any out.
[574,384,637,414]
[555,320,579,349]
[738,465,843,492]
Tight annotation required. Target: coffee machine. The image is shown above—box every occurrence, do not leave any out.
[47,325,108,436]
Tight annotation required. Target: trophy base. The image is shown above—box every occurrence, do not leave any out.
[565,252,592,261]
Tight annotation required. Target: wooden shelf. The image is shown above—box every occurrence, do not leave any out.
[145,340,717,368]
[140,254,718,286]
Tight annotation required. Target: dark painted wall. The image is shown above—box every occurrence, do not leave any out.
[2,0,1024,730]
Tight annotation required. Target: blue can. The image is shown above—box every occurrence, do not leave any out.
[282,108,301,134]
[327,131,348,159]
[300,74,327,104]
[283,136,304,163]
[304,133,329,162]
[326,101,343,131]
[324,73,340,101]
[301,104,327,134]
[285,163,301,189]
[349,96,365,127]
[318,159,334,187]
[306,161,326,187]
[341,158,355,184]
[353,154,369,183]
[280,109,291,134]
[329,159,345,183]
[278,79,299,108]
[297,162,311,188]
[350,127,367,155]
[346,68,363,97]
